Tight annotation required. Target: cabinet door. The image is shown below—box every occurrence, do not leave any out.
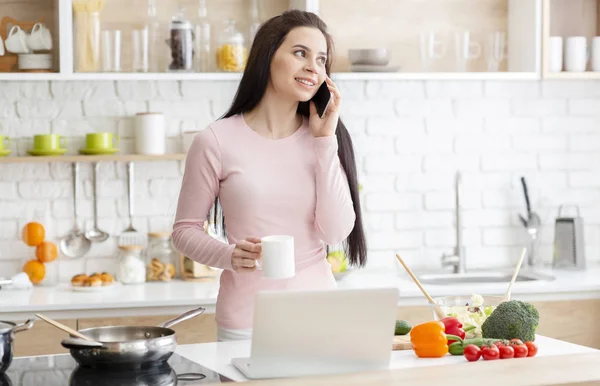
[533,299,600,349]
[77,314,217,344]
[13,318,77,357]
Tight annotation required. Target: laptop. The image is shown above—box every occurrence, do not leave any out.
[231,287,399,379]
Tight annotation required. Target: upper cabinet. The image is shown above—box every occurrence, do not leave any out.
[543,0,600,78]
[0,0,590,81]
[319,0,540,79]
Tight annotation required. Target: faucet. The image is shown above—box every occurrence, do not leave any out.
[441,171,466,274]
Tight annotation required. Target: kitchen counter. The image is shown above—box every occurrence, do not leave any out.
[1,265,600,321]
[173,335,600,384]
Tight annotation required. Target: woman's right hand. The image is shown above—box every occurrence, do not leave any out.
[231,237,262,273]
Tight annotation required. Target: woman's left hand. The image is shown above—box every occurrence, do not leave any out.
[309,75,341,138]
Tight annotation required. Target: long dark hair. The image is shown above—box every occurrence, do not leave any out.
[216,9,367,267]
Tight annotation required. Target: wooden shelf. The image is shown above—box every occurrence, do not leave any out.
[0,153,186,164]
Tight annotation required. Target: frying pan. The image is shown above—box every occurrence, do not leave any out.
[61,306,205,369]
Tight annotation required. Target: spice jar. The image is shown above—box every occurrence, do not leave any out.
[167,12,193,72]
[145,232,177,281]
[117,245,146,284]
[216,19,247,72]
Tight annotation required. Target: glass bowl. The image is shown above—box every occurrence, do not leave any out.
[430,295,504,338]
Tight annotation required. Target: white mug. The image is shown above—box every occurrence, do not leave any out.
[592,37,600,72]
[257,235,295,279]
[548,36,563,72]
[565,36,588,72]
[5,26,30,54]
[27,23,52,51]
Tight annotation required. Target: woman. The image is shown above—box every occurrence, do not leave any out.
[172,9,366,342]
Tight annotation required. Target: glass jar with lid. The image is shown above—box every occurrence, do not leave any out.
[117,245,146,284]
[167,9,194,72]
[216,19,247,72]
[145,232,177,281]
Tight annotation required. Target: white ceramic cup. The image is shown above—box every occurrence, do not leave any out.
[548,36,563,72]
[592,37,600,72]
[257,235,295,279]
[27,23,52,51]
[5,26,30,54]
[565,36,588,72]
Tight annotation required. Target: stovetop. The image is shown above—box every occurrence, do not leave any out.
[0,353,233,386]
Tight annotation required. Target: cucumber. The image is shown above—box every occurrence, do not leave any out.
[394,320,412,335]
[448,338,505,355]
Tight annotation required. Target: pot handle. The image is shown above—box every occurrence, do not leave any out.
[158,306,206,329]
[61,338,104,350]
[12,319,35,334]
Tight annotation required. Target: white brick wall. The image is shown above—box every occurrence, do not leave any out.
[0,79,599,280]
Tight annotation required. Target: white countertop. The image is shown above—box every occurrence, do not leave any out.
[2,265,600,320]
[174,335,599,382]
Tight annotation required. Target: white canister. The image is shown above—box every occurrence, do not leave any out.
[548,36,563,72]
[133,112,166,155]
[592,37,600,72]
[564,36,588,72]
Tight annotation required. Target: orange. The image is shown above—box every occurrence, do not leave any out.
[22,259,46,285]
[36,241,58,263]
[22,222,45,247]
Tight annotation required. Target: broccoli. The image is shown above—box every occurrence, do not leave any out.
[481,300,539,342]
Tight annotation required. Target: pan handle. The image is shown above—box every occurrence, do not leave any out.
[12,319,35,334]
[158,306,206,329]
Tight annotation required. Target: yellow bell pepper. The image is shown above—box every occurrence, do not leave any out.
[410,320,462,358]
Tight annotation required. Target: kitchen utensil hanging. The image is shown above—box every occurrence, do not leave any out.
[59,162,91,259]
[85,162,109,242]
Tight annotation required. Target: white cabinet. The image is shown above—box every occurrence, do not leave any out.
[0,0,585,81]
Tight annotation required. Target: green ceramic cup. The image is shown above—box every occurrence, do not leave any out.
[0,135,11,150]
[85,132,119,150]
[33,134,66,150]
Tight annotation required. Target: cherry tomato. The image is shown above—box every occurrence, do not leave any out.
[493,341,505,348]
[481,344,500,360]
[510,338,524,345]
[512,343,529,358]
[525,341,538,357]
[463,344,481,362]
[498,344,514,359]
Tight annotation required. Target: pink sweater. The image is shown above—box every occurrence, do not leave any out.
[172,114,356,329]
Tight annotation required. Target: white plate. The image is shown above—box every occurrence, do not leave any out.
[70,282,119,292]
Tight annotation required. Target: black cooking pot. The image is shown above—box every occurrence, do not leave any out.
[0,320,34,374]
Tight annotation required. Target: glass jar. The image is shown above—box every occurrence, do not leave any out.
[117,245,146,284]
[167,11,194,72]
[20,208,58,287]
[145,232,177,281]
[73,9,101,72]
[216,19,247,72]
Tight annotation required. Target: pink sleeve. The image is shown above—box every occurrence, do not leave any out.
[172,127,235,270]
[313,135,356,245]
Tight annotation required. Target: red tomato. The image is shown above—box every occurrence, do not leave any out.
[498,345,514,359]
[510,338,524,345]
[493,341,505,348]
[525,341,538,357]
[481,345,500,360]
[512,343,529,358]
[464,344,481,362]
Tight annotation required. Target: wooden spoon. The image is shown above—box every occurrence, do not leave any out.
[35,313,97,342]
[396,254,446,320]
[502,247,527,303]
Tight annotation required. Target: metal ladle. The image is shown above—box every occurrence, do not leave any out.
[60,162,91,259]
[85,162,109,243]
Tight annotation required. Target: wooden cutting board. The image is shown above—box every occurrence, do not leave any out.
[392,335,412,350]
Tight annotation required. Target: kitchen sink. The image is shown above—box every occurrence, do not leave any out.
[417,270,555,285]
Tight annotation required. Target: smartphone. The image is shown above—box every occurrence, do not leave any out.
[310,81,332,118]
